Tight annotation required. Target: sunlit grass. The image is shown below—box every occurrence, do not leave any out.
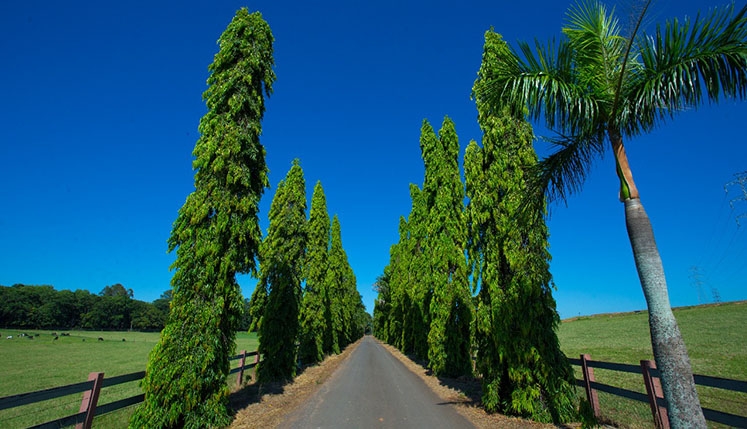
[558,301,747,428]
[0,329,258,428]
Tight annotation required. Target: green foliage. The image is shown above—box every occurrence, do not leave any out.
[325,215,363,352]
[299,181,330,364]
[558,303,747,428]
[380,218,409,350]
[421,118,472,377]
[465,43,576,421]
[0,284,167,331]
[0,330,258,428]
[401,184,430,358]
[472,4,747,426]
[131,8,275,428]
[247,278,267,332]
[257,161,307,382]
[473,2,747,204]
[385,192,428,357]
[377,119,472,376]
[372,270,391,341]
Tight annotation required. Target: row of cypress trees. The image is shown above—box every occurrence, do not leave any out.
[373,33,577,423]
[249,160,367,383]
[131,9,366,428]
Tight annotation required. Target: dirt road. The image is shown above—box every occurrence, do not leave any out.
[280,335,475,428]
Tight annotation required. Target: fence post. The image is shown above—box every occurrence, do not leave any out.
[580,354,600,418]
[253,352,260,381]
[76,372,104,429]
[641,360,669,429]
[236,350,247,387]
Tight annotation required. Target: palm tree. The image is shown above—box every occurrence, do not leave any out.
[473,2,747,427]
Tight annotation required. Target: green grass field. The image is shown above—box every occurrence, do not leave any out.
[558,300,747,428]
[2,302,744,428]
[0,330,258,428]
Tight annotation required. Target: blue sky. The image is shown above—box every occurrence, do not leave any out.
[1,0,745,320]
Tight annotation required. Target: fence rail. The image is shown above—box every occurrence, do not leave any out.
[569,354,747,428]
[0,350,260,429]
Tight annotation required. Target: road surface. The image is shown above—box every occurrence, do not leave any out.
[281,336,475,428]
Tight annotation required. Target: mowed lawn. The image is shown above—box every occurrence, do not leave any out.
[0,330,258,428]
[558,300,747,428]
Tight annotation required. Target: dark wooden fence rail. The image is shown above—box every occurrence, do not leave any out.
[0,350,260,429]
[569,354,747,429]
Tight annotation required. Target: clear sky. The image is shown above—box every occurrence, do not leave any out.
[1,0,745,320]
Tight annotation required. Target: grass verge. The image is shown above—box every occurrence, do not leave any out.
[0,329,258,428]
[557,301,747,428]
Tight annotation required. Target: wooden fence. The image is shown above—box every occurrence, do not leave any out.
[0,350,260,429]
[570,354,747,428]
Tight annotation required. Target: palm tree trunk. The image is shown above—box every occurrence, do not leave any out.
[624,198,706,428]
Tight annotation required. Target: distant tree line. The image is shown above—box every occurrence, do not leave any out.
[0,283,256,332]
[0,283,168,331]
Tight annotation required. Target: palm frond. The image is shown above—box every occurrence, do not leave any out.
[528,131,607,206]
[473,31,600,138]
[628,3,747,135]
[564,0,628,101]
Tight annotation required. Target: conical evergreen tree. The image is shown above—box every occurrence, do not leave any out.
[326,215,356,351]
[257,160,307,382]
[130,9,274,428]
[422,118,472,377]
[372,269,392,342]
[405,183,431,360]
[465,41,576,420]
[247,278,267,332]
[384,217,409,350]
[299,181,330,364]
[387,184,429,357]
[247,166,292,335]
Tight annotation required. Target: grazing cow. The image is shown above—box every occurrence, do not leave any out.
[51,332,57,336]
[6,336,12,339]
[28,336,34,340]
[97,337,104,341]
[122,338,126,342]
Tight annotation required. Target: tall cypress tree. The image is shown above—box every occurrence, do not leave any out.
[131,9,274,428]
[388,184,429,357]
[465,57,576,420]
[422,118,472,377]
[247,277,267,332]
[247,169,292,334]
[405,183,431,360]
[299,181,330,364]
[372,269,392,342]
[384,217,409,350]
[326,215,356,351]
[257,160,307,382]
